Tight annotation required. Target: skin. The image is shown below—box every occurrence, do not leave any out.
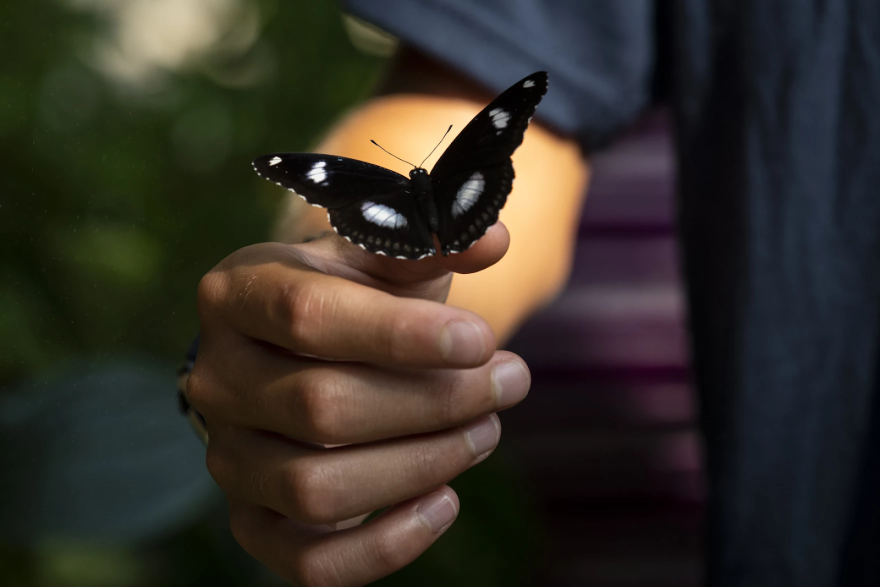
[188,48,590,586]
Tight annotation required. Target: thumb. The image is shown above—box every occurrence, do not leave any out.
[295,222,510,298]
[427,222,511,275]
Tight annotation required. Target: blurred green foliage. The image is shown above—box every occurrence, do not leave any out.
[0,0,382,383]
[1,0,538,585]
[0,451,539,587]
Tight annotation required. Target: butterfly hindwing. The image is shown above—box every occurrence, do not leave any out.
[434,162,514,255]
[253,153,410,209]
[328,192,436,259]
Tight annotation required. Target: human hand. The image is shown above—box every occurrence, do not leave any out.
[186,224,531,586]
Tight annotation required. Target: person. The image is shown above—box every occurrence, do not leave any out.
[186,2,880,586]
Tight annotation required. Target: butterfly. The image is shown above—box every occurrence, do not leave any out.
[252,71,548,260]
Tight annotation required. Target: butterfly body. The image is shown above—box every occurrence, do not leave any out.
[409,168,440,233]
[253,71,548,260]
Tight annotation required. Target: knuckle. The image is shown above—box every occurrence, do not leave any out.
[227,503,256,550]
[374,312,410,363]
[205,444,233,489]
[228,507,322,587]
[295,371,349,443]
[436,371,489,426]
[196,270,228,314]
[184,365,216,415]
[278,281,325,345]
[387,313,420,363]
[285,460,336,523]
[369,526,417,574]
[408,444,453,487]
[286,548,327,587]
[437,377,470,425]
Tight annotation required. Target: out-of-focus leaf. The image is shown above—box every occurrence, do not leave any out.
[33,541,145,587]
[49,221,165,287]
[0,357,219,543]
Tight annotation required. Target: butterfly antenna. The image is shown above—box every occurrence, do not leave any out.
[370,140,416,169]
[419,125,453,168]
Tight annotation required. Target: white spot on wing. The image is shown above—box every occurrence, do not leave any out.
[489,108,510,129]
[360,201,408,229]
[452,172,485,217]
[306,160,327,183]
[269,156,282,166]
[523,79,535,88]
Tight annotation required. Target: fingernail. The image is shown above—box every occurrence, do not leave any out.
[417,491,457,533]
[438,321,486,365]
[492,361,531,409]
[463,414,500,459]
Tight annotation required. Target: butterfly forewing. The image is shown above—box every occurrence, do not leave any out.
[253,153,410,209]
[430,71,548,179]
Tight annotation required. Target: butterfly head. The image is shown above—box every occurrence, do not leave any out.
[408,167,432,195]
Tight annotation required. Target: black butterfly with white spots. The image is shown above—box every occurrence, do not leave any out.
[253,71,548,260]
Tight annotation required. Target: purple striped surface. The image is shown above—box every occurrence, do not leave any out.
[503,110,705,587]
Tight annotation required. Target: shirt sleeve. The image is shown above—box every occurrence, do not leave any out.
[342,0,657,151]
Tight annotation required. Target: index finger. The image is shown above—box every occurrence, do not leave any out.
[199,252,496,368]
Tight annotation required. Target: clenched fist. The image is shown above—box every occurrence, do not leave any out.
[187,224,530,586]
